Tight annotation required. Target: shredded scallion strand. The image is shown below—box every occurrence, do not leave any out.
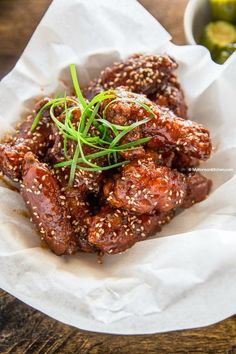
[70,64,88,110]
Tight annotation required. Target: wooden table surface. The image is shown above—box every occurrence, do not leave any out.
[0,1,235,353]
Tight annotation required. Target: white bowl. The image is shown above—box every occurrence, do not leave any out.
[184,0,211,44]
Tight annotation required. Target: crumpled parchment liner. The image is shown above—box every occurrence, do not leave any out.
[0,0,236,334]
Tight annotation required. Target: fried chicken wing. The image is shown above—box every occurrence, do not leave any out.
[88,206,174,254]
[172,152,200,173]
[45,106,104,253]
[20,152,78,255]
[0,99,53,181]
[144,150,175,167]
[104,157,186,214]
[150,74,188,118]
[0,142,31,181]
[55,169,99,253]
[102,88,212,161]
[182,172,212,208]
[62,186,97,253]
[84,54,177,100]
[84,54,187,118]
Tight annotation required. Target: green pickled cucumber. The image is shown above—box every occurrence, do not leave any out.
[200,21,236,58]
[216,50,232,63]
[215,43,236,63]
[210,0,236,23]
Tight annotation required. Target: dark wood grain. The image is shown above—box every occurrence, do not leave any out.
[1,290,236,354]
[0,0,53,78]
[139,0,188,44]
[0,0,236,353]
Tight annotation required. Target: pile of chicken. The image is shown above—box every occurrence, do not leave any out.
[0,54,212,256]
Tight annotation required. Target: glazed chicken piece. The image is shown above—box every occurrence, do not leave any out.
[142,149,175,168]
[0,98,53,181]
[62,186,97,253]
[104,157,186,214]
[172,152,200,173]
[119,143,175,165]
[88,206,174,254]
[20,152,78,255]
[49,139,103,253]
[182,172,212,208]
[150,73,188,118]
[84,54,187,119]
[45,107,105,253]
[54,169,99,253]
[84,54,177,100]
[102,88,212,161]
[0,143,31,181]
[53,164,103,195]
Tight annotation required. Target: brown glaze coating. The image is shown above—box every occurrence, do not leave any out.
[121,149,175,167]
[84,54,187,119]
[104,157,186,214]
[0,142,31,181]
[182,172,212,208]
[84,54,177,100]
[88,206,174,254]
[144,149,175,167]
[20,152,78,255]
[53,164,103,196]
[150,73,188,118]
[62,186,97,253]
[0,100,53,180]
[55,169,99,254]
[172,152,200,173]
[102,88,212,161]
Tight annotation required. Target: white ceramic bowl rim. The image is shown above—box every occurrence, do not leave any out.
[184,0,198,44]
[184,0,211,45]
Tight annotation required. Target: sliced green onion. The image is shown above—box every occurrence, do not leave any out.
[97,118,119,136]
[31,97,78,131]
[109,117,152,148]
[83,103,100,135]
[75,160,129,172]
[69,143,80,186]
[70,64,87,109]
[118,137,151,149]
[88,91,116,108]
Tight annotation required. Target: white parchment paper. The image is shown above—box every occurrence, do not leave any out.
[0,0,236,334]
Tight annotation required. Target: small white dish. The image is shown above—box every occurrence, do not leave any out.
[184,0,211,44]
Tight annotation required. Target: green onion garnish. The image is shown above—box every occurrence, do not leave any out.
[31,64,155,185]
